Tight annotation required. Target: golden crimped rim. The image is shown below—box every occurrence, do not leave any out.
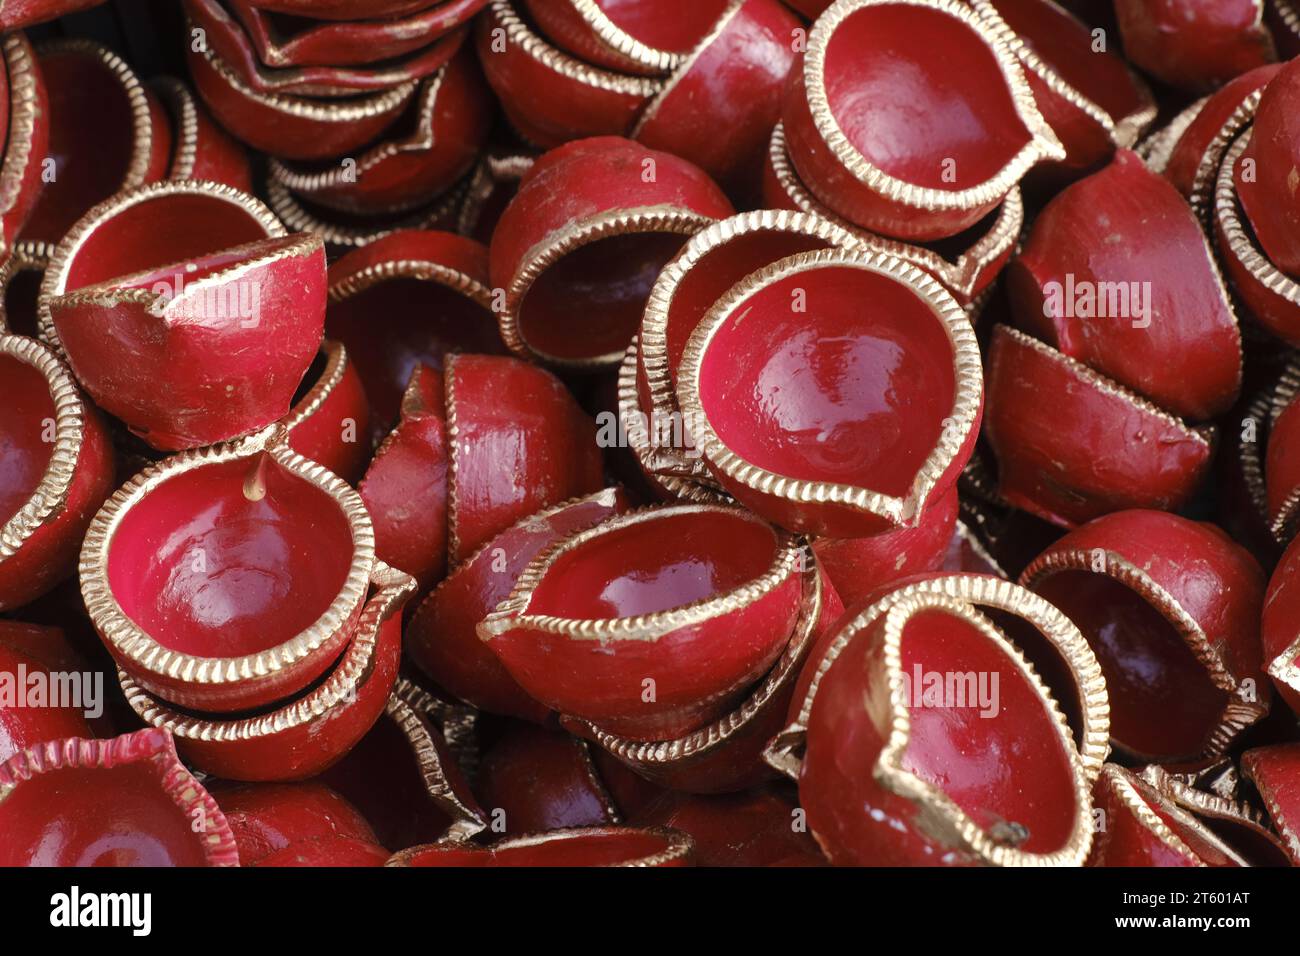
[80,425,377,689]
[478,502,802,643]
[0,35,42,257]
[282,338,348,435]
[0,240,52,334]
[1236,384,1273,536]
[970,0,1156,152]
[950,518,1010,578]
[1275,0,1300,43]
[151,76,201,180]
[486,0,663,97]
[386,825,695,867]
[628,0,742,132]
[766,573,1110,789]
[1141,763,1284,861]
[266,175,468,249]
[768,122,1025,300]
[565,542,821,768]
[327,242,495,312]
[801,0,1065,213]
[676,247,982,528]
[502,204,719,370]
[0,334,88,560]
[568,0,694,74]
[1241,746,1300,863]
[0,729,240,866]
[639,206,863,433]
[1137,95,1207,174]
[118,561,412,739]
[38,179,286,353]
[1269,355,1300,540]
[1020,544,1265,759]
[616,337,729,503]
[443,352,467,563]
[1188,86,1263,226]
[456,151,534,237]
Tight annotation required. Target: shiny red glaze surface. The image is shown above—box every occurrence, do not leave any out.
[475,722,620,833]
[407,487,628,721]
[0,35,48,253]
[391,826,693,867]
[486,506,801,740]
[53,234,326,450]
[23,43,170,245]
[1087,765,1237,866]
[187,43,414,160]
[1241,744,1300,863]
[256,836,389,866]
[244,0,437,20]
[1009,151,1239,422]
[1025,510,1266,759]
[153,77,254,194]
[0,621,93,763]
[1238,58,1300,276]
[1262,535,1300,714]
[634,0,799,190]
[446,353,605,562]
[1267,396,1300,533]
[0,728,239,866]
[286,342,371,486]
[359,367,449,592]
[782,2,1043,239]
[813,485,958,609]
[325,230,502,434]
[523,0,731,73]
[1114,0,1276,92]
[214,781,382,864]
[0,353,54,525]
[800,605,1080,865]
[230,0,486,67]
[1164,64,1279,196]
[276,47,492,215]
[694,263,961,537]
[984,325,1212,527]
[0,0,104,30]
[491,137,733,365]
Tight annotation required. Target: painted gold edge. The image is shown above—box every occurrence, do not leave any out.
[1138,96,1208,173]
[79,430,377,686]
[151,76,200,180]
[1189,91,1262,225]
[1275,0,1300,38]
[628,0,742,135]
[804,0,1065,213]
[282,338,347,433]
[1099,765,1207,866]
[456,151,534,236]
[676,247,981,526]
[952,519,1010,579]
[1142,764,1278,840]
[328,255,494,311]
[0,35,41,235]
[443,352,464,564]
[571,0,686,74]
[386,825,695,867]
[1240,748,1300,863]
[478,502,802,643]
[390,674,480,772]
[266,175,467,248]
[1238,387,1273,534]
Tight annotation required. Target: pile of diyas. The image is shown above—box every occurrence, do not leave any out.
[5,0,1300,869]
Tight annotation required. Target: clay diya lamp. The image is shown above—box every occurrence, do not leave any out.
[631,786,827,866]
[118,561,415,781]
[1114,0,1276,92]
[151,75,253,193]
[0,327,114,611]
[812,486,959,609]
[188,41,416,160]
[474,722,625,833]
[1021,510,1269,762]
[361,354,604,585]
[407,487,629,721]
[475,0,663,148]
[319,677,487,848]
[0,0,106,30]
[1007,150,1242,422]
[767,575,1101,866]
[81,425,378,713]
[0,35,47,259]
[228,0,487,67]
[1265,364,1300,541]
[0,620,93,762]
[480,503,805,740]
[675,247,982,538]
[972,0,1155,178]
[0,240,49,339]
[781,0,1064,241]
[1088,764,1254,866]
[268,47,491,216]
[283,339,371,485]
[1139,764,1290,866]
[763,122,1024,307]
[1236,60,1300,277]
[561,545,844,792]
[1241,744,1300,863]
[243,0,447,20]
[1214,380,1282,565]
[522,0,732,75]
[491,136,733,370]
[388,826,695,867]
[631,0,800,191]
[983,325,1213,526]
[1260,534,1300,715]
[215,781,389,866]
[457,150,534,243]
[0,728,239,866]
[1216,133,1300,348]
[22,40,168,247]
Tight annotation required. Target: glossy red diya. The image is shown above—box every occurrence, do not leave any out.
[480,503,805,740]
[781,0,1064,241]
[215,781,388,866]
[0,621,93,761]
[282,340,371,485]
[675,247,981,538]
[1237,57,1300,278]
[406,487,629,721]
[81,425,378,713]
[151,75,253,193]
[0,34,47,258]
[0,1,105,30]
[1262,533,1300,715]
[0,728,239,866]
[1241,744,1300,863]
[388,825,695,867]
[1114,0,1277,93]
[118,561,414,781]
[1140,764,1289,866]
[767,574,1105,866]
[1021,510,1269,762]
[491,135,733,369]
